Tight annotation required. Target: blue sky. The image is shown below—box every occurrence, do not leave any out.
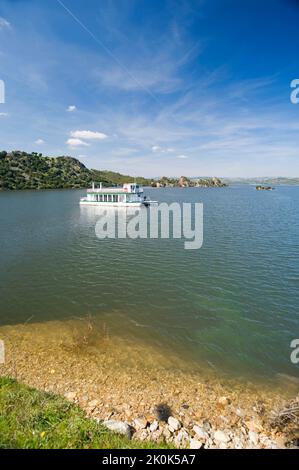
[0,0,299,177]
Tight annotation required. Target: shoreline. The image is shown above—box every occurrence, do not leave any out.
[0,318,298,449]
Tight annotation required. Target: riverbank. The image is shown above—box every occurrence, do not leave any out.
[0,318,298,449]
[0,377,169,449]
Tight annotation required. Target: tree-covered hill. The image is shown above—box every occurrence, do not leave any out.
[0,151,151,190]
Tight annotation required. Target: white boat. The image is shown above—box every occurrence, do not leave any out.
[80,182,157,207]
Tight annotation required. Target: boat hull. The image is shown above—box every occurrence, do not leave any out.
[80,200,144,207]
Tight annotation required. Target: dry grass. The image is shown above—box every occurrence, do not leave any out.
[271,398,299,428]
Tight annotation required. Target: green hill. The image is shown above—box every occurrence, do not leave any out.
[0,151,151,190]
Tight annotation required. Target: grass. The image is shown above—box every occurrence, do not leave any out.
[0,377,169,449]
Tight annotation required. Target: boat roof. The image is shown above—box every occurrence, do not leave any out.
[87,183,143,194]
[87,188,130,193]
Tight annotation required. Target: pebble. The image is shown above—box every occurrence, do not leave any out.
[248,431,259,445]
[133,429,148,441]
[151,429,163,442]
[193,425,209,440]
[218,396,230,407]
[168,416,181,432]
[174,429,189,448]
[214,430,230,443]
[149,420,159,432]
[202,420,212,432]
[235,408,245,418]
[65,391,76,401]
[219,442,228,449]
[88,399,99,409]
[245,419,263,433]
[134,417,148,430]
[189,438,203,449]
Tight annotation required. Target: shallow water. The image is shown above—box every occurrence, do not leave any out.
[0,185,298,384]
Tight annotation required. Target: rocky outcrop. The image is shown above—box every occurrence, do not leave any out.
[256,185,274,191]
[152,176,227,188]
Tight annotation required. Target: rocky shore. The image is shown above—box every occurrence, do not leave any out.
[151,176,227,188]
[0,318,297,449]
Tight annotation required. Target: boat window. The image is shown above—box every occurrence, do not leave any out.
[108,195,112,202]
[104,194,107,202]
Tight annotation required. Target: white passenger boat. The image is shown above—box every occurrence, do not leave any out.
[80,182,157,207]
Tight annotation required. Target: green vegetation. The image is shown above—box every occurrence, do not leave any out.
[0,151,151,190]
[0,377,168,449]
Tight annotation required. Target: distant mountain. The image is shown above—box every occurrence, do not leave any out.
[0,151,151,190]
[223,177,299,186]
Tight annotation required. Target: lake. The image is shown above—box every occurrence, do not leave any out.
[0,185,298,385]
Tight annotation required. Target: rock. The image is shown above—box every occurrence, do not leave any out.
[168,416,181,432]
[88,399,99,409]
[174,429,189,448]
[151,429,163,442]
[248,431,259,445]
[163,428,171,439]
[178,176,190,188]
[181,403,189,410]
[245,419,263,433]
[133,429,148,442]
[274,436,287,449]
[218,396,231,407]
[134,417,148,430]
[214,430,230,443]
[65,391,76,401]
[149,420,159,432]
[219,442,228,449]
[235,408,245,418]
[189,438,203,449]
[193,425,209,440]
[202,420,212,432]
[205,437,214,449]
[233,437,243,449]
[102,420,132,439]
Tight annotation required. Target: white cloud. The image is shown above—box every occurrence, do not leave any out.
[177,154,188,159]
[152,145,175,153]
[70,130,107,141]
[35,139,45,145]
[67,105,77,112]
[0,112,8,117]
[67,138,90,148]
[0,17,11,30]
